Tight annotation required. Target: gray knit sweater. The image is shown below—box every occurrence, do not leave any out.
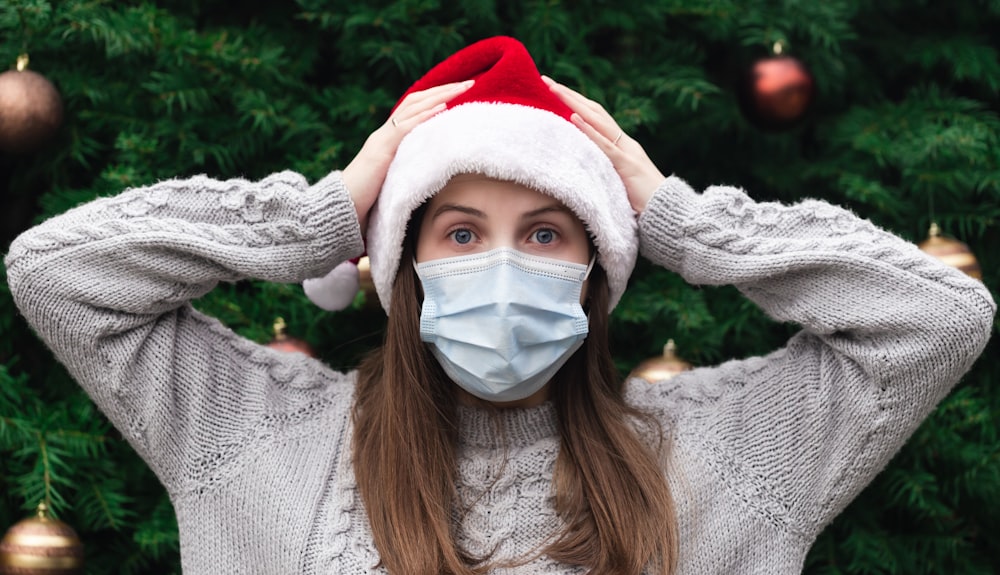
[5,171,994,574]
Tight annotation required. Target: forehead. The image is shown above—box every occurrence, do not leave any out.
[429,174,573,212]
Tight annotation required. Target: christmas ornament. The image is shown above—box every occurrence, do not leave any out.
[356,256,375,298]
[0,54,64,153]
[354,255,381,309]
[265,317,315,357]
[0,502,84,574]
[918,223,982,280]
[739,42,814,131]
[631,339,694,383]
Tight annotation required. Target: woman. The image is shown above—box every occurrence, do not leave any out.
[5,37,994,574]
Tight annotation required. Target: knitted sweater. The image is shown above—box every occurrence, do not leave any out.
[5,171,994,574]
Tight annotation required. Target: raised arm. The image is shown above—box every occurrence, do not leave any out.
[4,170,364,494]
[544,76,995,540]
[5,81,474,497]
[633,175,994,536]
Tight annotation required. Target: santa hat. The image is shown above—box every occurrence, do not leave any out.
[305,36,638,313]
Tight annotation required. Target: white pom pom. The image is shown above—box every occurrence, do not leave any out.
[303,260,360,311]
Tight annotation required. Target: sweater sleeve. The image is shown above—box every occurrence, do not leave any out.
[4,170,364,495]
[631,175,995,540]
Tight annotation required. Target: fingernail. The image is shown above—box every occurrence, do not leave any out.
[541,75,554,86]
[459,79,474,88]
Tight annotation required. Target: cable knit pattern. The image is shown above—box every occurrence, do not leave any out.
[4,171,994,574]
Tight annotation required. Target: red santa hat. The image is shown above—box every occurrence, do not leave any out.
[305,36,638,312]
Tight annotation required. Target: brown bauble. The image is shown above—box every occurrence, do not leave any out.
[265,317,316,357]
[0,503,84,574]
[918,223,982,280]
[631,339,694,384]
[739,54,814,131]
[0,57,64,153]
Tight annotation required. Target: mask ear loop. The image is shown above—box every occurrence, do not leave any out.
[581,252,598,316]
[584,252,597,281]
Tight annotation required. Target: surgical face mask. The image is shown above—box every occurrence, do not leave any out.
[415,248,593,403]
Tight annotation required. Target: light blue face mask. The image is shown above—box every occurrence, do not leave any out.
[416,248,593,403]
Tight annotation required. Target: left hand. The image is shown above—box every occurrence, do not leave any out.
[343,80,474,233]
[542,75,665,213]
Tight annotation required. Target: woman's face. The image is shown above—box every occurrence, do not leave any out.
[414,174,593,409]
[415,174,591,266]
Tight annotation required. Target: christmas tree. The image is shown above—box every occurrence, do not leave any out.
[1,0,997,572]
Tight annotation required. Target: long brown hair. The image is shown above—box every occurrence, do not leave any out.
[352,233,678,575]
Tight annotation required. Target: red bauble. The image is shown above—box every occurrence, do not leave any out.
[739,53,814,131]
[266,317,315,357]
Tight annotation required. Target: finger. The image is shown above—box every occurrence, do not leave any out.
[395,80,474,117]
[400,80,473,106]
[570,112,622,156]
[570,97,617,134]
[392,103,446,131]
[544,77,609,116]
[543,77,620,138]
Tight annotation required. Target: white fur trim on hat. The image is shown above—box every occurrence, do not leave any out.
[367,102,638,313]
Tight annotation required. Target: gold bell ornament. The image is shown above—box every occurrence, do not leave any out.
[265,317,316,357]
[0,502,84,574]
[631,339,694,383]
[917,223,982,280]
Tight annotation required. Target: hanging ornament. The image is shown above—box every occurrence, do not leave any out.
[917,223,982,280]
[355,255,381,308]
[0,502,84,574]
[631,339,694,383]
[356,256,375,299]
[738,42,814,131]
[265,317,316,357]
[0,54,64,153]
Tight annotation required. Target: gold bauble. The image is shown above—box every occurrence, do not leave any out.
[265,317,315,357]
[631,339,694,383]
[0,502,84,574]
[0,55,64,154]
[355,256,381,308]
[917,223,982,280]
[356,256,375,295]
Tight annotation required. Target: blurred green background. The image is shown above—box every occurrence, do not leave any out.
[1,1,997,572]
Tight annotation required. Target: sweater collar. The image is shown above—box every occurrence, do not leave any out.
[456,401,559,449]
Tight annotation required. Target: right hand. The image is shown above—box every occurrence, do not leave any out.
[342,80,475,233]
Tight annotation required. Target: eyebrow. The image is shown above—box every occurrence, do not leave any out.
[431,204,488,220]
[430,202,572,222]
[520,204,573,220]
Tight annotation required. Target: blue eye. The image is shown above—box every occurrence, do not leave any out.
[533,229,555,244]
[452,229,473,244]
